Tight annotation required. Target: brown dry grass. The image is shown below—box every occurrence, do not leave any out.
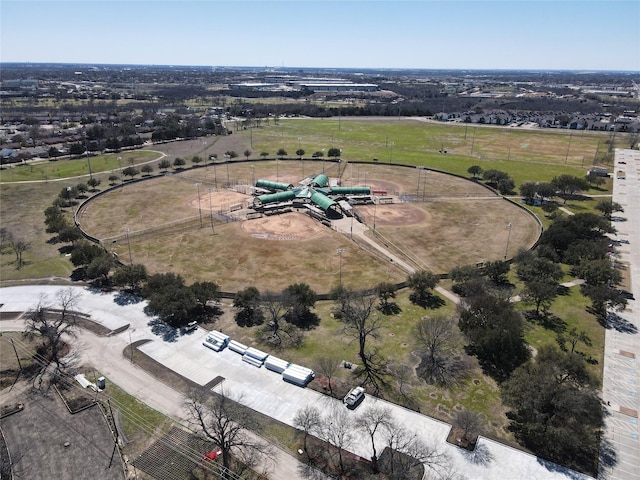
[77,162,539,293]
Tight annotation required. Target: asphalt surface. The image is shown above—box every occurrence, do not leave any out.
[1,284,594,480]
[600,148,640,480]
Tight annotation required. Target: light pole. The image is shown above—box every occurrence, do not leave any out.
[117,156,123,188]
[337,248,345,286]
[195,183,203,227]
[251,165,255,186]
[373,198,377,231]
[389,142,394,164]
[504,222,513,261]
[212,157,218,189]
[85,135,93,180]
[125,228,133,264]
[224,154,230,185]
[207,188,215,234]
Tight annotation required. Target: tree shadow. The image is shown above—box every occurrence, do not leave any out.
[113,291,144,306]
[460,441,493,466]
[57,244,73,254]
[410,293,445,309]
[147,318,178,342]
[523,310,567,333]
[70,267,87,282]
[378,302,401,315]
[536,457,594,479]
[605,312,638,334]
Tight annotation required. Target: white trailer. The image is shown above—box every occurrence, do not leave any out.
[282,364,315,387]
[202,331,230,352]
[228,340,248,354]
[264,356,290,374]
[242,347,269,367]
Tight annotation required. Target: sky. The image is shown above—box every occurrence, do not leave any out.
[1,0,639,71]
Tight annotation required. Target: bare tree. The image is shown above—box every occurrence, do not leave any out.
[320,407,356,476]
[453,408,485,445]
[316,356,339,397]
[9,232,30,269]
[185,388,270,478]
[355,405,392,473]
[415,315,468,387]
[381,421,452,480]
[340,290,387,393]
[260,290,289,344]
[293,405,322,452]
[23,289,81,381]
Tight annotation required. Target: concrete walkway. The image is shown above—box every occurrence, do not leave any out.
[600,149,640,480]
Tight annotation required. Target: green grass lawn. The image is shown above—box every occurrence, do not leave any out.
[0,150,161,183]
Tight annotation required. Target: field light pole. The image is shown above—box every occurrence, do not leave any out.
[337,248,345,286]
[207,188,215,234]
[195,183,203,227]
[373,198,377,231]
[125,228,132,265]
[117,156,123,189]
[224,154,230,185]
[504,222,513,261]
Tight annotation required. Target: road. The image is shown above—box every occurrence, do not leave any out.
[600,148,640,480]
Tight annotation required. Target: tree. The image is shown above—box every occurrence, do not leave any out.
[144,273,197,328]
[327,147,341,159]
[293,405,321,452]
[191,155,203,166]
[260,290,292,345]
[519,182,538,204]
[595,199,624,219]
[296,148,305,158]
[574,258,627,318]
[407,270,440,307]
[9,234,30,269]
[75,183,88,197]
[340,290,387,392]
[415,315,466,387]
[173,157,186,169]
[108,174,119,185]
[458,292,530,380]
[557,327,592,353]
[243,149,251,160]
[86,254,116,284]
[112,263,148,292]
[276,148,287,158]
[375,281,399,314]
[158,158,171,171]
[23,289,81,379]
[283,282,318,328]
[467,165,483,179]
[502,346,602,475]
[320,407,356,475]
[122,166,139,179]
[452,409,485,446]
[185,389,270,477]
[316,356,339,397]
[482,169,509,185]
[44,205,68,234]
[311,151,324,158]
[233,286,264,327]
[551,174,590,204]
[356,406,392,473]
[225,150,238,160]
[497,177,515,195]
[483,260,510,284]
[87,177,101,190]
[521,280,559,316]
[259,151,269,159]
[190,281,221,311]
[57,225,82,245]
[140,164,154,176]
[449,264,484,297]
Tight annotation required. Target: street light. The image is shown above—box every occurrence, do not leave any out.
[373,198,377,231]
[207,189,215,234]
[195,183,203,227]
[224,154,230,185]
[125,228,133,264]
[504,223,513,261]
[337,248,345,286]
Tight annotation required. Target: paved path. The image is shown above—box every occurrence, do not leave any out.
[600,149,640,480]
[0,285,594,479]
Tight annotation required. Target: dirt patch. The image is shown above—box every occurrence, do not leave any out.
[240,212,326,240]
[358,203,428,226]
[189,190,250,212]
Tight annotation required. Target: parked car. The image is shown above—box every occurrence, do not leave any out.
[343,386,365,408]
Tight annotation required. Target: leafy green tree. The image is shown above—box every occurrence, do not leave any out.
[296,148,305,158]
[190,281,221,310]
[276,148,287,158]
[243,150,251,160]
[173,157,186,169]
[112,263,148,292]
[467,165,483,179]
[327,147,341,158]
[551,174,590,204]
[122,166,139,179]
[449,264,484,297]
[284,282,318,328]
[70,241,105,267]
[158,159,171,171]
[44,205,68,234]
[407,270,440,307]
[497,177,515,195]
[482,169,509,185]
[75,183,88,196]
[375,281,399,314]
[191,155,203,166]
[141,164,154,176]
[87,177,101,190]
[483,260,510,284]
[502,346,602,475]
[458,293,530,380]
[259,152,269,159]
[224,150,238,159]
[233,286,264,327]
[108,174,119,185]
[557,327,592,353]
[86,254,116,284]
[57,225,82,245]
[595,199,624,219]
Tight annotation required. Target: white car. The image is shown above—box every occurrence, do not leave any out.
[343,386,365,408]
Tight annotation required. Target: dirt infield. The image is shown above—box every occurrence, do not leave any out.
[78,161,540,293]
